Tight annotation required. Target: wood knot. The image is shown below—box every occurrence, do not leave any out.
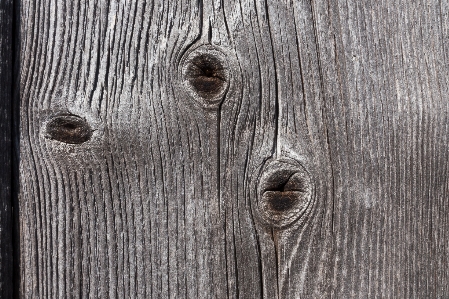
[257,159,314,229]
[186,54,226,95]
[45,114,93,144]
[181,45,230,108]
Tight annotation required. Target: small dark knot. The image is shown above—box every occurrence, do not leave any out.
[257,159,314,229]
[181,45,230,108]
[45,114,93,144]
[185,54,227,95]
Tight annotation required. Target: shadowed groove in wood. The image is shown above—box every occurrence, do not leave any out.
[0,0,13,297]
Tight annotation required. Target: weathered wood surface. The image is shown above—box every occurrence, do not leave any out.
[0,0,13,298]
[18,0,449,298]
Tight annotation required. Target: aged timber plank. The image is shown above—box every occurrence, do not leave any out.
[219,0,449,298]
[0,0,13,297]
[17,0,228,297]
[307,0,449,297]
[18,0,449,298]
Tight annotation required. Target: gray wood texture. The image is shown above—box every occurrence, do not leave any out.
[17,0,449,298]
[0,0,13,297]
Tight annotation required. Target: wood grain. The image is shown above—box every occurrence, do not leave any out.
[0,0,13,297]
[17,0,449,298]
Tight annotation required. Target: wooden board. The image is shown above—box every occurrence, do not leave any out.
[0,0,13,298]
[17,0,449,298]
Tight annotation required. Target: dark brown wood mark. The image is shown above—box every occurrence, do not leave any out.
[17,0,449,298]
[0,0,13,298]
[256,158,314,229]
[181,45,230,104]
[45,114,93,144]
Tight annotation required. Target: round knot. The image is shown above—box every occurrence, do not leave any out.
[257,158,314,229]
[45,114,93,144]
[180,45,230,108]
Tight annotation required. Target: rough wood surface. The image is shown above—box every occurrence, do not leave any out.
[0,0,13,297]
[18,0,449,298]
